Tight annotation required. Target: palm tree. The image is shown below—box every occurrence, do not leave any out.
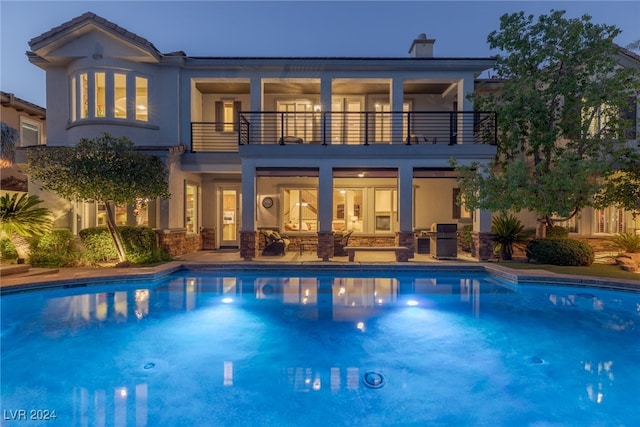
[1,122,19,168]
[0,193,51,261]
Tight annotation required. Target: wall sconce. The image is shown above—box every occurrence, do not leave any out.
[314,104,321,112]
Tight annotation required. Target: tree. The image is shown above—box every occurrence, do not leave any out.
[27,133,170,262]
[0,193,51,260]
[1,122,19,168]
[455,10,640,237]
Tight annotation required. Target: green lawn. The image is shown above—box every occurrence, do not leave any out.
[495,261,640,282]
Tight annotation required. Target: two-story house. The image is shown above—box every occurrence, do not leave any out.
[25,12,501,260]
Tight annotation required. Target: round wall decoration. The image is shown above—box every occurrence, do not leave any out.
[262,197,273,208]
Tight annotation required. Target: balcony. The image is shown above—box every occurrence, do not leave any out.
[190,111,496,152]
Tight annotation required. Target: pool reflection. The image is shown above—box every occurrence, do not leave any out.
[38,274,499,325]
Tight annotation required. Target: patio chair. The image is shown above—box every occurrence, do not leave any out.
[333,230,354,257]
[261,230,290,256]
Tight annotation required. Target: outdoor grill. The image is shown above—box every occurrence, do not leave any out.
[428,223,458,259]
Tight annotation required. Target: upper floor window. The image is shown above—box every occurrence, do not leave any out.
[20,118,42,146]
[70,71,149,123]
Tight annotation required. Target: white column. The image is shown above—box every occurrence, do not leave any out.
[457,74,475,144]
[473,208,492,233]
[391,78,404,144]
[318,164,333,232]
[398,164,413,232]
[249,77,263,144]
[320,78,332,144]
[241,160,256,231]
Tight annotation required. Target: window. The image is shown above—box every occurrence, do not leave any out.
[595,207,626,234]
[452,188,471,220]
[277,101,314,142]
[97,200,149,227]
[333,189,363,232]
[80,73,88,119]
[584,103,618,138]
[70,71,149,122]
[114,73,127,119]
[136,76,148,121]
[283,188,317,232]
[185,183,198,233]
[375,189,397,232]
[20,119,41,146]
[215,100,241,132]
[95,72,106,117]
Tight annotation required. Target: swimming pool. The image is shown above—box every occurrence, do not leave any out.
[2,269,639,426]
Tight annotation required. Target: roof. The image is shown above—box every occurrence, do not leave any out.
[0,91,46,119]
[28,11,162,58]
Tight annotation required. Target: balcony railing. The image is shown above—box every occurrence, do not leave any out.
[190,111,496,151]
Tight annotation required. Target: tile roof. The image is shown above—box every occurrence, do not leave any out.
[28,11,161,58]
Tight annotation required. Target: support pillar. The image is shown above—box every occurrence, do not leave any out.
[317,231,334,262]
[472,208,493,260]
[397,164,414,258]
[391,78,404,144]
[317,164,334,261]
[240,160,256,260]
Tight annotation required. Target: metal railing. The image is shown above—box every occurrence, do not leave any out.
[191,111,496,151]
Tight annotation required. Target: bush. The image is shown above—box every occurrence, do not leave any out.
[526,238,595,266]
[546,226,569,239]
[79,227,118,262]
[0,237,18,260]
[79,226,170,264]
[29,228,77,267]
[459,224,473,252]
[610,232,640,253]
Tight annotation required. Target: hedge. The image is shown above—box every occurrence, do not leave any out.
[526,238,594,266]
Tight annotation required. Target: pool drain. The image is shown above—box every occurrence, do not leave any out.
[143,362,156,370]
[363,371,385,389]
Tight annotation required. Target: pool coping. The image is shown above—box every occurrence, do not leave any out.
[1,261,638,295]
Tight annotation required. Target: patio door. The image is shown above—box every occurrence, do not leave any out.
[332,98,362,144]
[219,187,241,248]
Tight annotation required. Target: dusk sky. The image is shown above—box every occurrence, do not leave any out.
[1,1,638,108]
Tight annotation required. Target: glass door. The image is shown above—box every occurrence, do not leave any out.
[220,187,240,248]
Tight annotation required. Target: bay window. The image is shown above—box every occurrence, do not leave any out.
[70,71,149,122]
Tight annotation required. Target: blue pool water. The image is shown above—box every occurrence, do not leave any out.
[1,270,639,426]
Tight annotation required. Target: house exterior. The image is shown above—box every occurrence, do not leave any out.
[1,91,46,192]
[22,12,638,261]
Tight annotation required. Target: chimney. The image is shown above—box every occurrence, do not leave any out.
[408,33,436,58]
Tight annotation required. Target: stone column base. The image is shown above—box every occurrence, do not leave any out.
[396,231,415,259]
[201,227,216,250]
[240,231,259,261]
[317,232,334,261]
[471,232,494,261]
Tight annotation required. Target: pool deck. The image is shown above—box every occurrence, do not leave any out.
[1,249,639,293]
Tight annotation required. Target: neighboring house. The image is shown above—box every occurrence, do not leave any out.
[1,91,46,192]
[23,12,498,260]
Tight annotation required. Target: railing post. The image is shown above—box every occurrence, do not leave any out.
[322,112,327,146]
[405,112,412,145]
[279,112,285,145]
[190,122,194,152]
[449,112,456,145]
[364,112,369,146]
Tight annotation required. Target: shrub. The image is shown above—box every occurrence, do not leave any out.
[29,228,77,267]
[546,226,569,239]
[79,227,118,262]
[491,213,530,260]
[459,224,473,252]
[610,232,640,253]
[79,226,170,264]
[526,238,595,266]
[0,237,18,260]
